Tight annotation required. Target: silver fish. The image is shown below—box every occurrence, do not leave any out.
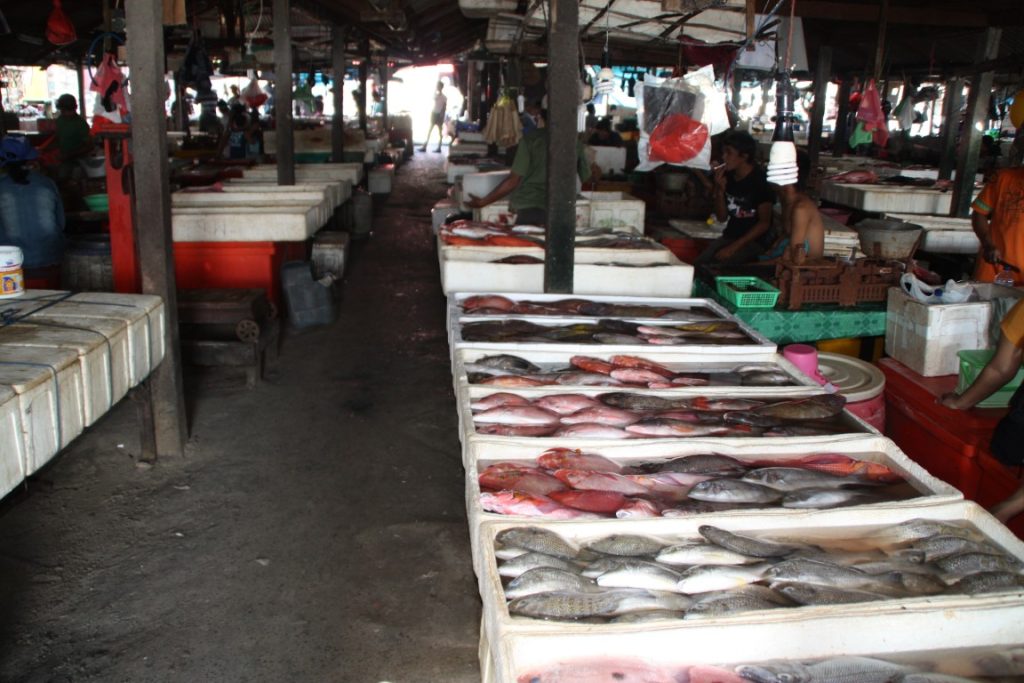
[505,567,598,599]
[900,675,984,683]
[868,519,978,545]
[742,467,858,491]
[498,552,580,578]
[947,570,1024,595]
[581,557,665,579]
[936,551,1022,577]
[656,542,760,566]
[688,479,783,504]
[496,527,578,560]
[585,534,666,557]
[911,534,1002,562]
[781,488,883,509]
[764,557,901,592]
[882,570,948,596]
[624,419,731,438]
[494,546,530,561]
[737,656,912,683]
[740,371,793,386]
[596,561,683,592]
[773,582,890,606]
[473,405,561,426]
[699,525,800,558]
[675,563,769,594]
[684,592,783,619]
[650,453,749,476]
[472,354,541,373]
[507,589,691,620]
[609,610,685,623]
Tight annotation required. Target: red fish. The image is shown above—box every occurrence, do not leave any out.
[474,405,561,426]
[559,406,642,427]
[552,424,634,439]
[535,394,602,415]
[690,397,766,412]
[796,453,903,483]
[478,375,551,387]
[537,448,623,473]
[570,355,616,375]
[480,491,599,519]
[549,489,627,513]
[688,665,748,683]
[486,235,541,248]
[555,372,623,386]
[478,465,567,496]
[462,294,515,312]
[442,235,484,246]
[615,498,664,519]
[610,368,670,385]
[475,424,559,437]
[609,355,675,378]
[625,472,710,501]
[515,660,690,683]
[470,392,532,411]
[554,469,651,495]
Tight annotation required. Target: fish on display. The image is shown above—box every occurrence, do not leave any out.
[656,542,761,567]
[508,588,692,620]
[584,534,667,557]
[505,567,598,599]
[481,491,600,519]
[688,478,785,505]
[554,423,635,439]
[474,405,561,426]
[476,423,559,437]
[624,418,732,438]
[741,466,867,491]
[514,659,692,683]
[675,563,771,594]
[468,354,541,373]
[727,394,847,427]
[595,560,683,592]
[698,525,801,558]
[497,526,580,559]
[537,447,622,473]
[498,551,583,578]
[736,656,913,683]
[781,488,883,509]
[648,453,750,476]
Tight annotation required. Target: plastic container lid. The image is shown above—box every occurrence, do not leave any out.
[817,351,886,403]
[0,245,24,268]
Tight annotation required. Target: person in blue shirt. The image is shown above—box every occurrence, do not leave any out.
[0,136,65,278]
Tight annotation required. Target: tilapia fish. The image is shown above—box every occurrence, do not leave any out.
[499,552,582,578]
[699,525,801,558]
[595,561,683,592]
[726,394,848,427]
[469,354,541,373]
[584,534,667,557]
[497,526,579,559]
[505,567,598,599]
[508,588,691,620]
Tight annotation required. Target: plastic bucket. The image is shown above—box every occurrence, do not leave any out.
[0,245,25,298]
[817,351,886,432]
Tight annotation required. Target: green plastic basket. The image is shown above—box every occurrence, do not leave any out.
[956,349,1024,408]
[715,276,780,309]
[83,193,109,212]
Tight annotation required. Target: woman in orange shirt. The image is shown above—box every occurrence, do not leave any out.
[940,299,1024,522]
[972,167,1024,282]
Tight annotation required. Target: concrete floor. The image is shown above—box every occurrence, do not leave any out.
[0,148,482,682]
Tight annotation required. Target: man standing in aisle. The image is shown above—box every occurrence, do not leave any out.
[696,131,774,265]
[465,108,600,226]
[54,94,93,179]
[421,82,447,153]
[971,158,1024,282]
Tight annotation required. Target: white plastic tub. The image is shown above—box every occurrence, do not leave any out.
[0,345,85,474]
[476,500,1024,682]
[886,212,979,254]
[172,205,323,242]
[172,194,333,227]
[222,179,352,208]
[0,386,26,499]
[446,162,481,184]
[820,182,977,214]
[242,162,365,186]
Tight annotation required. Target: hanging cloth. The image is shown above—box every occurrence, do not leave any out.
[91,53,129,119]
[855,80,889,147]
[892,95,915,131]
[45,0,77,45]
[178,31,214,96]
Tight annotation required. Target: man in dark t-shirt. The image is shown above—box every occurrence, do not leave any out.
[696,131,774,265]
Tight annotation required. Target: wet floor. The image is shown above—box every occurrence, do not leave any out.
[0,147,481,682]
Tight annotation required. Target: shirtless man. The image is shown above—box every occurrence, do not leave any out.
[766,154,825,265]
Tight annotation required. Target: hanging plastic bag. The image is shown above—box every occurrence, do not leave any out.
[636,74,712,171]
[46,0,76,45]
[649,114,709,164]
[178,31,214,95]
[91,53,129,118]
[240,78,268,108]
[855,80,889,147]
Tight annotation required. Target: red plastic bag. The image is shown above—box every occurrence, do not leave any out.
[648,113,709,164]
[45,0,76,45]
[855,80,889,148]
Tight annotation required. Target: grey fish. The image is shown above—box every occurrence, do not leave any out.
[911,534,1001,562]
[947,570,1024,595]
[596,561,682,592]
[609,610,685,623]
[594,332,645,345]
[737,656,912,683]
[882,570,948,596]
[675,563,770,594]
[498,552,580,578]
[656,542,760,566]
[868,519,978,545]
[494,546,531,561]
[688,479,784,504]
[504,567,598,599]
[472,354,541,373]
[507,589,691,620]
[765,557,901,593]
[781,487,883,509]
[496,527,578,560]
[773,582,890,605]
[752,393,848,421]
[699,525,801,558]
[764,425,844,437]
[740,371,793,386]
[661,501,764,517]
[585,534,666,557]
[742,467,859,491]
[684,592,783,619]
[648,453,749,476]
[581,557,665,579]
[599,392,685,411]
[899,675,982,683]
[936,551,1022,577]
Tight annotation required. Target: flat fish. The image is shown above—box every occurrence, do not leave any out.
[699,525,801,558]
[496,527,579,559]
[688,479,784,504]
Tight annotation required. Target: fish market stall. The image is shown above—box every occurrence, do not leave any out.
[239,162,366,187]
[819,181,978,215]
[475,191,646,233]
[475,501,1024,682]
[0,291,166,491]
[885,212,980,254]
[263,129,382,163]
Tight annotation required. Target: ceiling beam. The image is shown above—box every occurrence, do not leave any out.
[794,1,987,27]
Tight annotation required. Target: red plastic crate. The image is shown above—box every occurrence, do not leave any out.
[174,241,306,306]
[660,237,705,264]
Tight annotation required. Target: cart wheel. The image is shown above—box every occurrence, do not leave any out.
[236,319,261,343]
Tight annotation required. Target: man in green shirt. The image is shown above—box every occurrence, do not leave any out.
[466,113,599,226]
[54,94,93,178]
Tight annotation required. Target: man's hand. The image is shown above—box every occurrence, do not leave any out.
[938,392,965,410]
[712,163,727,192]
[715,243,739,262]
[982,243,1002,265]
[589,163,603,182]
[465,194,486,209]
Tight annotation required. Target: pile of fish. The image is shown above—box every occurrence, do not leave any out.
[496,521,1024,624]
[515,651,1024,683]
[461,295,723,320]
[472,392,850,439]
[479,448,908,518]
[464,354,794,389]
[461,319,754,345]
[441,220,660,250]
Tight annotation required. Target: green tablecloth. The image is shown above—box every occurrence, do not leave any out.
[695,280,887,344]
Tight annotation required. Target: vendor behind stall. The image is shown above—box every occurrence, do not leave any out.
[972,162,1024,283]
[940,299,1024,524]
[695,131,774,265]
[0,136,65,285]
[763,150,825,265]
[54,94,93,178]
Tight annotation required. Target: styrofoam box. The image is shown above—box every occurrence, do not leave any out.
[368,166,393,194]
[172,205,323,242]
[0,346,85,474]
[433,199,461,234]
[0,386,26,499]
[451,140,490,156]
[462,171,510,202]
[0,324,115,427]
[463,435,962,565]
[242,163,365,187]
[886,212,979,255]
[885,285,1023,377]
[819,182,978,214]
[448,292,732,326]
[459,131,487,143]
[446,162,481,184]
[222,179,352,208]
[477,192,646,232]
[476,500,1024,681]
[439,238,672,265]
[591,146,627,176]
[441,259,693,298]
[478,620,496,683]
[172,194,333,228]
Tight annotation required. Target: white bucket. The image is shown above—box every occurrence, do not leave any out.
[0,246,25,298]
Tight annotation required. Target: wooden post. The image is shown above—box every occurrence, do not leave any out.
[358,58,368,132]
[951,28,1001,217]
[76,58,87,118]
[466,61,478,122]
[872,0,889,83]
[331,27,346,162]
[381,59,389,132]
[124,0,188,457]
[545,0,579,293]
[273,0,295,185]
[807,46,832,173]
[731,69,743,117]
[833,77,852,157]
[938,77,963,180]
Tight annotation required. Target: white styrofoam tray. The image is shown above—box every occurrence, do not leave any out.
[0,324,116,427]
[0,386,26,499]
[820,182,978,215]
[221,179,353,208]
[438,237,673,265]
[172,204,323,242]
[446,162,483,184]
[476,192,647,232]
[0,345,86,475]
[242,162,365,186]
[464,435,962,567]
[885,212,979,255]
[476,500,1024,680]
[173,194,333,227]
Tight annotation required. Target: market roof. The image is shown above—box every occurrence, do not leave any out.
[0,0,1020,77]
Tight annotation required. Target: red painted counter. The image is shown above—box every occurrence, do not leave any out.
[174,241,307,306]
